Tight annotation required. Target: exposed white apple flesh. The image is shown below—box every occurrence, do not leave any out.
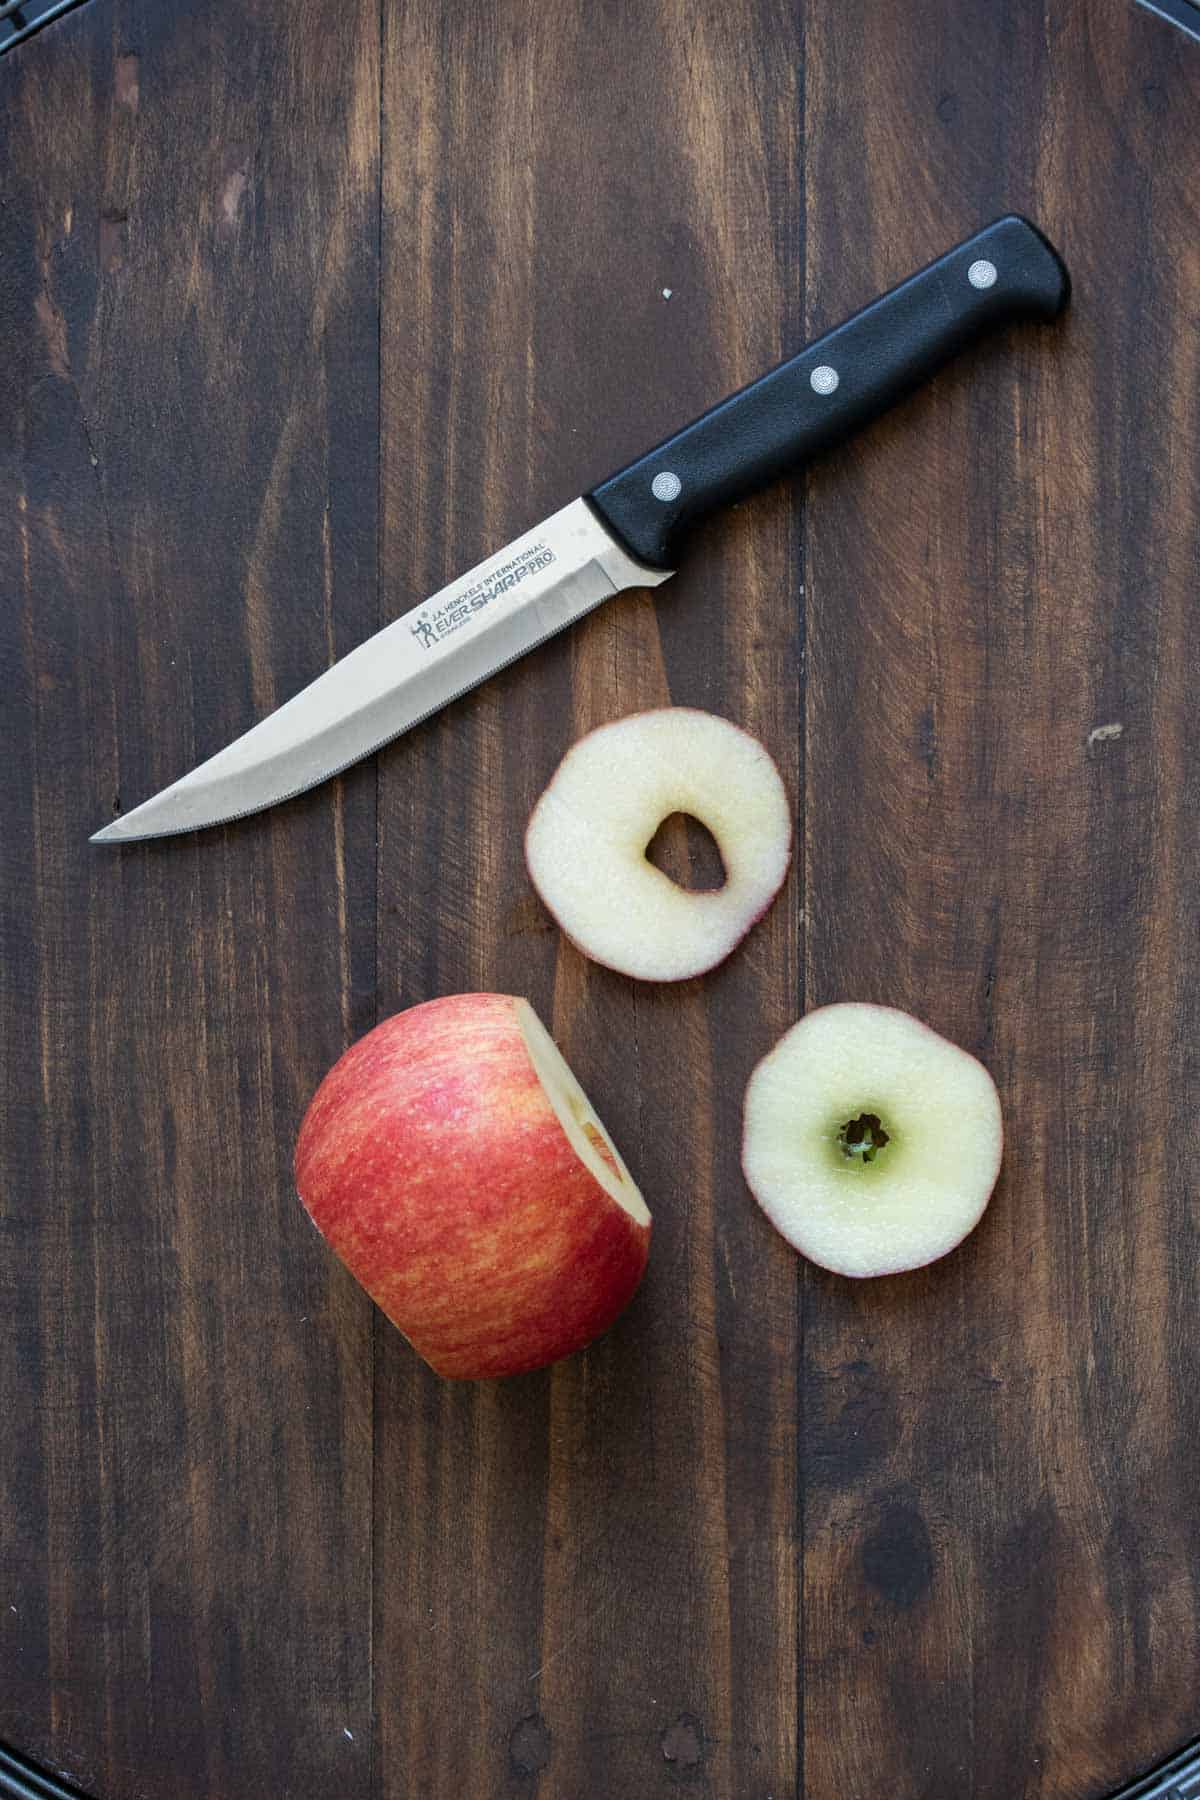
[525,708,792,981]
[742,1003,1003,1277]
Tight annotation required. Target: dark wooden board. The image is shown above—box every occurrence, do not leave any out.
[0,2,381,1795]
[0,1,1197,1796]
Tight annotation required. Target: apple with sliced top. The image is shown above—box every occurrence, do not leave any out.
[525,707,792,982]
[742,1003,1003,1277]
[294,994,650,1378]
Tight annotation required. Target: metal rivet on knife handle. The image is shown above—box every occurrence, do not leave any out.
[588,213,1068,571]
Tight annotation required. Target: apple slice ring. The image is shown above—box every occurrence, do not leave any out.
[525,708,792,982]
[743,1003,1004,1277]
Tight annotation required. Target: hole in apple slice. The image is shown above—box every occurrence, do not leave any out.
[838,1111,890,1164]
[644,813,727,892]
[516,1001,650,1225]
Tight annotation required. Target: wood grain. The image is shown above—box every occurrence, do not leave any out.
[801,2,1200,1796]
[1,1,1198,1797]
[0,2,381,1796]
[374,4,801,1795]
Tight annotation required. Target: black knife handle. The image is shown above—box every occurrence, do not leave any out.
[587,213,1069,570]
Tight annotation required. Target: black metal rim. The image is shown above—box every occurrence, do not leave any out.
[0,1746,92,1800]
[0,0,92,55]
[6,1733,1200,1799]
[1136,0,1200,43]
[1112,1737,1200,1800]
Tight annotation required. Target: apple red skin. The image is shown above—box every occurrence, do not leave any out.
[295,994,650,1379]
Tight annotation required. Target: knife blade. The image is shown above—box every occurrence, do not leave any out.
[91,213,1069,845]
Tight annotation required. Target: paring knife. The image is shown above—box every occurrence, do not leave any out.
[91,214,1069,845]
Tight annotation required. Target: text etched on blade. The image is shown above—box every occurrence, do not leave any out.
[410,542,557,651]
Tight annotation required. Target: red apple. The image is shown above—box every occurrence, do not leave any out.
[295,994,650,1378]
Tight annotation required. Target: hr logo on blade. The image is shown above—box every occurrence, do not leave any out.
[410,542,557,651]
